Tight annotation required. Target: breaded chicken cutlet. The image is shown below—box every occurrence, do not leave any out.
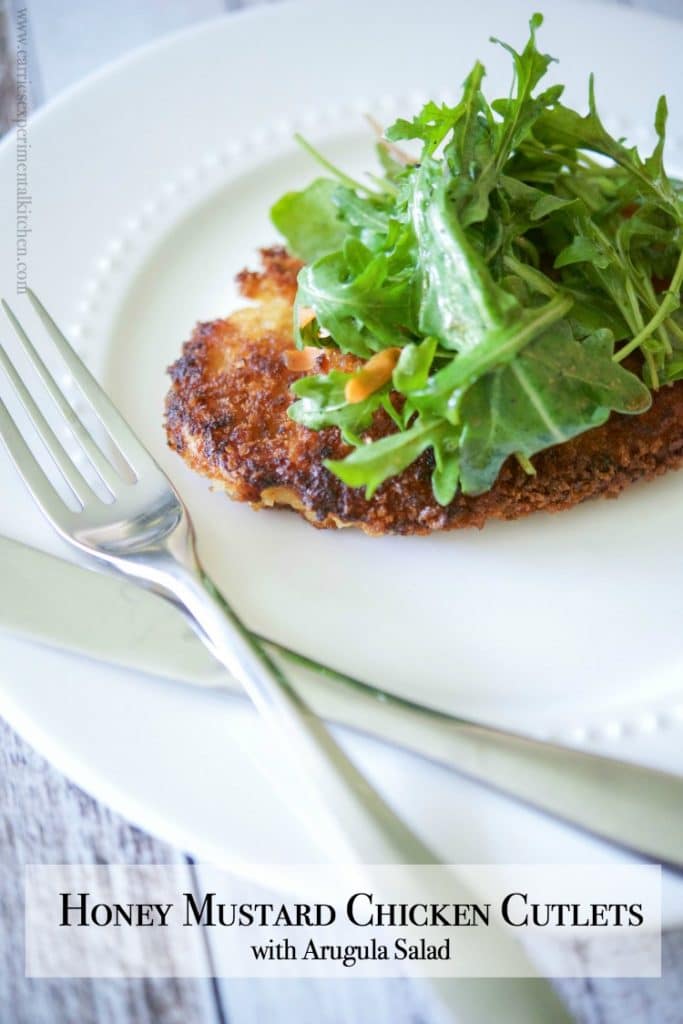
[164,248,683,536]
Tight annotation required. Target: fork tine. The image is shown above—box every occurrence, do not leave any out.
[0,340,99,507]
[24,290,150,477]
[0,395,74,525]
[1,299,122,493]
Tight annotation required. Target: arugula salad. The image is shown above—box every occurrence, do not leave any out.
[271,14,683,505]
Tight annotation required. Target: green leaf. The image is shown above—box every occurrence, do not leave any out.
[409,292,574,420]
[663,357,683,383]
[271,178,347,262]
[533,77,682,216]
[530,192,576,220]
[458,324,651,494]
[393,337,438,392]
[270,12,680,507]
[644,95,668,182]
[295,241,417,357]
[489,13,561,168]
[411,159,511,350]
[386,100,463,155]
[555,235,610,270]
[564,287,630,339]
[432,433,461,505]
[325,419,447,498]
[333,186,392,244]
[442,61,496,228]
[288,371,388,446]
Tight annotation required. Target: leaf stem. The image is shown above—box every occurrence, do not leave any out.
[294,134,376,195]
[614,246,683,362]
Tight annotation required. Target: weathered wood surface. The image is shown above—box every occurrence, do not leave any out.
[2,0,683,1021]
[0,720,221,1024]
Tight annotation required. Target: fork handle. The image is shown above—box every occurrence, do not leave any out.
[163,562,572,1023]
[172,565,437,864]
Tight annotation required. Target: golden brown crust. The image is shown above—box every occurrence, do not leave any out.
[165,246,683,536]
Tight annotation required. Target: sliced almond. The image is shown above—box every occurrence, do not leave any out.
[284,347,323,372]
[345,347,401,404]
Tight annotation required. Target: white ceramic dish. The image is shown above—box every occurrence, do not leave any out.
[1,0,682,916]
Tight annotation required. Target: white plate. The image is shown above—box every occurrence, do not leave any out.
[1,0,683,915]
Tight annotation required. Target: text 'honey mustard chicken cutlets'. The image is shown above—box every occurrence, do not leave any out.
[165,248,683,536]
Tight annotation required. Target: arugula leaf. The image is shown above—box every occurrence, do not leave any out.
[393,336,438,391]
[411,158,512,350]
[489,13,562,170]
[458,323,650,494]
[289,371,391,446]
[295,239,417,357]
[271,179,347,262]
[325,419,449,498]
[270,13,682,507]
[407,292,574,418]
[431,433,461,505]
[386,100,464,156]
[440,61,495,229]
[333,185,393,247]
[533,78,681,215]
[555,235,610,270]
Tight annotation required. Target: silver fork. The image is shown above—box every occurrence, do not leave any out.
[0,291,576,1022]
[0,291,432,859]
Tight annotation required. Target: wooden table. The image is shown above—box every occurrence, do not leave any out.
[1,1,682,1020]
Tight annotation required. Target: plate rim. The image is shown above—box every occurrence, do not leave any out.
[2,0,683,900]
